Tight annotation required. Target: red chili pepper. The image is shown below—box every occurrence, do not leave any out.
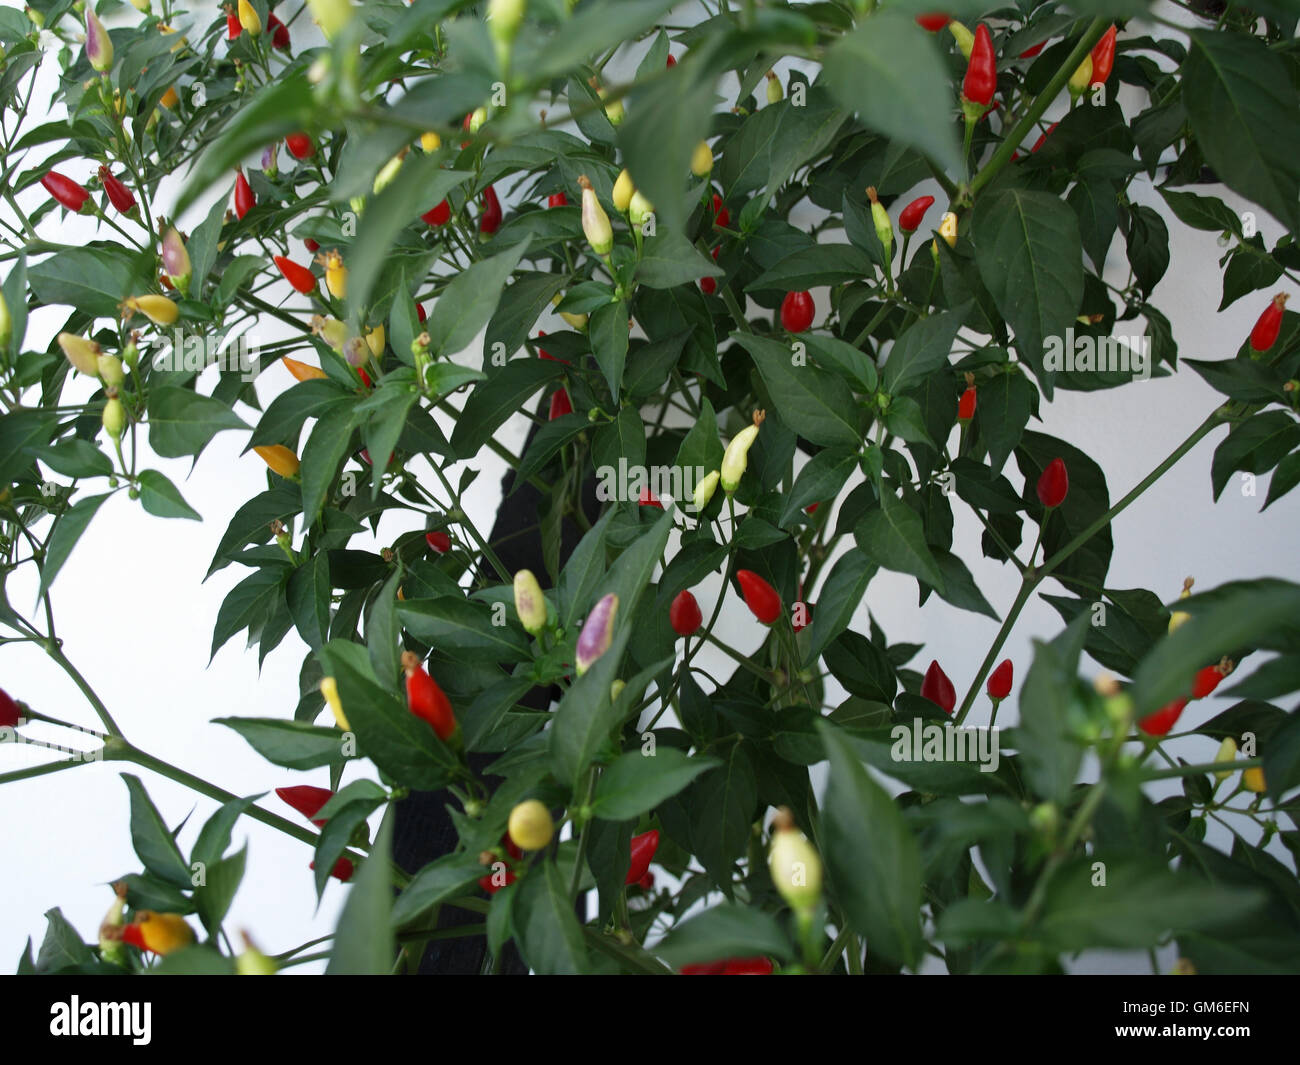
[637,871,654,890]
[1191,664,1225,699]
[915,13,950,31]
[549,389,572,419]
[1036,457,1069,509]
[227,10,241,39]
[479,869,517,894]
[711,194,730,229]
[1090,25,1117,86]
[422,199,451,227]
[921,660,956,714]
[666,54,676,67]
[670,590,703,636]
[898,195,935,233]
[358,368,372,390]
[0,687,19,728]
[805,502,819,514]
[285,132,314,160]
[479,185,502,235]
[268,12,290,50]
[780,290,814,333]
[736,570,781,625]
[274,255,317,294]
[41,170,90,212]
[310,857,354,882]
[548,192,568,207]
[957,386,976,421]
[234,169,255,220]
[97,166,136,214]
[426,531,451,554]
[416,302,427,323]
[1138,697,1187,737]
[625,830,659,885]
[1031,121,1059,154]
[304,238,320,253]
[536,331,570,365]
[700,246,720,294]
[987,659,1013,700]
[1019,41,1045,59]
[276,785,332,827]
[1249,293,1288,352]
[401,651,457,741]
[682,956,774,975]
[962,24,997,108]
[638,487,663,509]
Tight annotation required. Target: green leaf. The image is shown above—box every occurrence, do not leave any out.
[733,332,863,448]
[191,795,260,870]
[592,749,721,821]
[1016,430,1113,590]
[38,493,111,597]
[426,241,531,360]
[122,774,192,889]
[35,909,93,973]
[652,903,792,968]
[881,306,965,394]
[391,852,487,928]
[747,244,877,291]
[822,11,962,175]
[449,357,563,457]
[288,552,332,651]
[635,229,722,290]
[1210,411,1300,502]
[136,470,200,521]
[853,492,945,592]
[248,379,351,451]
[1016,616,1088,805]
[195,845,246,934]
[1183,31,1300,232]
[689,741,758,896]
[1159,189,1242,235]
[589,300,629,399]
[213,717,346,771]
[514,860,589,974]
[803,548,875,666]
[975,370,1035,475]
[398,597,531,663]
[28,245,146,319]
[973,188,1084,394]
[818,723,924,968]
[326,808,396,975]
[824,631,898,703]
[300,405,360,527]
[146,387,248,459]
[778,449,857,527]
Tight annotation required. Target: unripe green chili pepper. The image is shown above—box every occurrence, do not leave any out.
[765,70,783,104]
[720,409,765,492]
[693,469,720,512]
[767,807,822,914]
[948,20,975,59]
[0,291,11,350]
[866,186,892,261]
[1214,736,1238,781]
[102,393,126,439]
[628,190,654,227]
[578,174,613,254]
[97,882,128,966]
[513,568,547,634]
[1068,55,1093,100]
[235,931,278,975]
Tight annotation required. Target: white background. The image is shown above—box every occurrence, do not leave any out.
[1,1,1295,974]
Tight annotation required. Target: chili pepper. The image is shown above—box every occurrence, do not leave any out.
[694,470,720,511]
[235,932,278,975]
[720,409,765,492]
[121,912,195,956]
[781,290,814,333]
[320,676,350,731]
[227,10,241,39]
[670,590,703,636]
[58,332,102,376]
[282,356,327,382]
[0,687,20,729]
[637,872,655,891]
[1192,660,1232,699]
[921,660,956,713]
[97,882,129,967]
[426,531,451,553]
[311,315,347,351]
[0,292,9,351]
[1249,293,1288,352]
[536,331,570,364]
[767,807,822,914]
[305,0,355,39]
[958,385,977,421]
[318,249,347,299]
[421,131,441,152]
[423,199,451,226]
[625,830,659,885]
[102,394,126,440]
[1090,25,1117,86]
[549,389,572,419]
[711,194,730,229]
[363,322,381,356]
[1168,576,1194,632]
[701,247,720,294]
[276,785,333,827]
[578,175,612,253]
[85,8,113,72]
[416,302,427,323]
[899,195,935,233]
[514,569,548,634]
[98,166,136,214]
[666,53,676,67]
[234,169,255,220]
[1214,737,1238,780]
[254,445,300,478]
[286,132,314,159]
[310,857,354,881]
[1020,41,1046,58]
[479,184,502,236]
[1069,55,1093,100]
[962,24,997,115]
[766,70,783,104]
[238,0,261,35]
[916,13,950,32]
[949,20,975,59]
[122,295,179,325]
[402,650,457,741]
[274,255,317,294]
[373,151,406,195]
[613,169,635,213]
[98,351,125,388]
[988,659,1013,700]
[1036,457,1069,509]
[629,191,654,228]
[41,171,90,212]
[268,12,290,49]
[866,186,893,260]
[682,957,774,976]
[160,85,179,109]
[638,486,663,508]
[736,570,781,625]
[576,593,618,674]
[479,862,517,894]
[691,141,714,177]
[508,799,554,851]
[1138,696,1187,737]
[1243,766,1267,793]
[548,192,568,207]
[161,227,192,293]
